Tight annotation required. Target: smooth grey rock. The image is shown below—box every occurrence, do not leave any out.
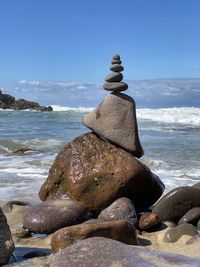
[23,200,86,234]
[82,92,144,157]
[153,186,200,222]
[163,223,199,243]
[48,237,200,267]
[110,64,124,72]
[98,197,138,226]
[103,82,128,92]
[112,54,120,60]
[51,219,138,252]
[111,59,121,64]
[105,72,123,82]
[0,207,14,265]
[178,207,200,225]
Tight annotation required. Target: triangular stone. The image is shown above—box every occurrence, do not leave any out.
[82,92,144,158]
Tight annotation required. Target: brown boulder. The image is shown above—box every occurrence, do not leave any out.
[51,219,137,253]
[39,133,164,214]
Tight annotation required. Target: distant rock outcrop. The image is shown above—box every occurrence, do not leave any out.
[0,91,52,111]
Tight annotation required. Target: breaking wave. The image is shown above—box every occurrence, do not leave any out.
[137,107,200,126]
[51,105,95,112]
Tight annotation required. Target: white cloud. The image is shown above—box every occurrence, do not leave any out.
[18,80,40,86]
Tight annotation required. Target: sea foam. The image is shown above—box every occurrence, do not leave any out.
[137,107,200,126]
[51,105,95,112]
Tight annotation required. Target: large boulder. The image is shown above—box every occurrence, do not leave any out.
[51,219,137,253]
[39,133,164,214]
[48,237,200,267]
[23,200,86,234]
[82,92,144,158]
[0,207,14,265]
[153,186,200,223]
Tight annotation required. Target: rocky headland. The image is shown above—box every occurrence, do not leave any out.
[1,55,200,266]
[0,90,52,111]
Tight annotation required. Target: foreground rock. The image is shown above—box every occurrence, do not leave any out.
[48,237,200,267]
[23,200,86,234]
[98,197,138,226]
[39,132,164,214]
[153,186,200,222]
[0,207,14,265]
[82,93,144,157]
[51,219,137,253]
[0,91,52,111]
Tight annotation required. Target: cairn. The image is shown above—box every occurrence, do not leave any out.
[103,54,128,92]
[83,54,144,157]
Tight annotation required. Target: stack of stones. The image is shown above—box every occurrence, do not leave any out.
[2,55,200,264]
[21,54,165,253]
[83,54,144,157]
[103,54,128,92]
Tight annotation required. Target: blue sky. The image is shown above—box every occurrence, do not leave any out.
[0,0,200,82]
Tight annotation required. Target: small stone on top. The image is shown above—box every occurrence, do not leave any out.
[103,54,128,92]
[112,54,120,60]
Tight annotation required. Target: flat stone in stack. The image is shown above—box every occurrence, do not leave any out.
[103,54,128,92]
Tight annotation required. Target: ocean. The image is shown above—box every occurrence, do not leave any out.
[0,105,200,204]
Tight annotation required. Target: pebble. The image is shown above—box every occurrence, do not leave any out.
[111,59,122,64]
[113,54,120,60]
[105,72,123,82]
[139,212,160,230]
[103,82,128,92]
[163,223,199,243]
[110,64,124,72]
